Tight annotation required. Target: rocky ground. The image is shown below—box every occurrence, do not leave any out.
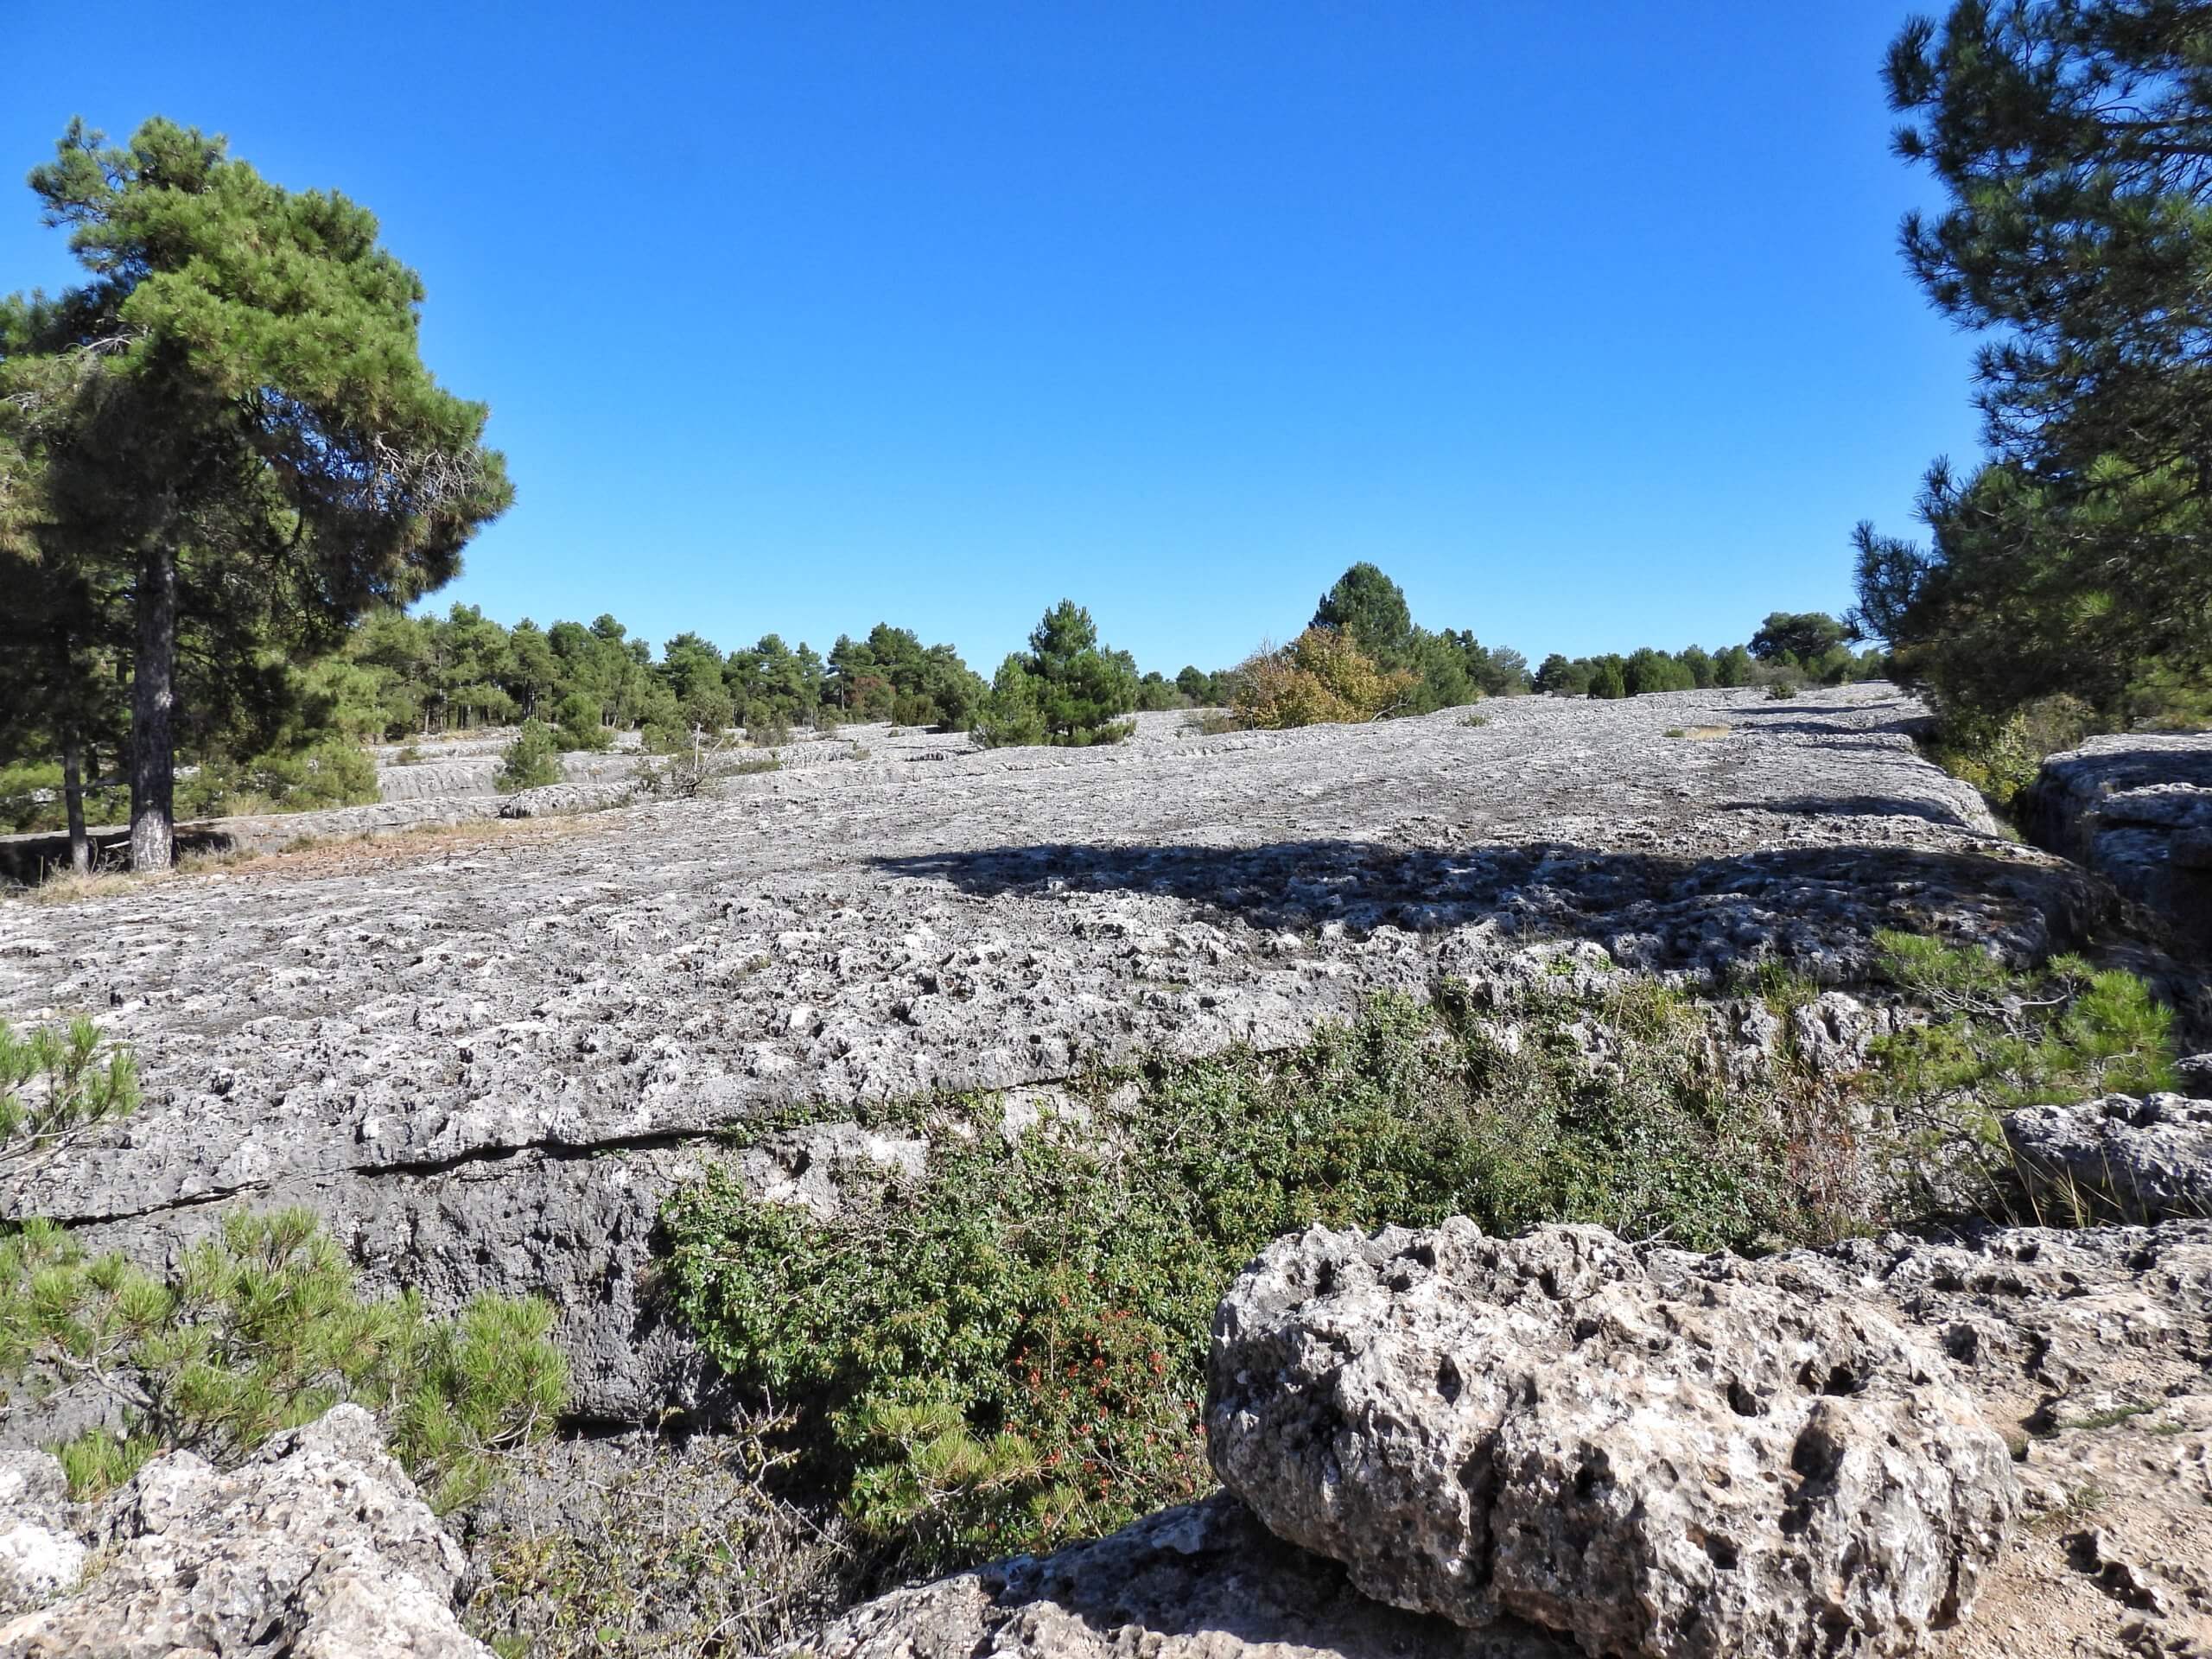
[5,683,2212,1657]
[0,685,2117,1425]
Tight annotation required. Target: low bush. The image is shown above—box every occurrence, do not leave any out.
[1922,694,2101,814]
[664,987,1841,1578]
[0,1207,568,1510]
[664,937,2179,1586]
[1764,677,1799,700]
[1871,930,2175,1111]
[1231,628,1417,729]
[466,1410,863,1658]
[495,720,566,793]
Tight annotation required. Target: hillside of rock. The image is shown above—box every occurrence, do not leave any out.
[0,687,2123,1427]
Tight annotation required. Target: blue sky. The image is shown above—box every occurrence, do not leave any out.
[4,1,1980,675]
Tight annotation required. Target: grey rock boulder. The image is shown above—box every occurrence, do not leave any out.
[1208,1221,2017,1659]
[0,1405,489,1658]
[2001,1094,2212,1223]
[791,1492,1574,1659]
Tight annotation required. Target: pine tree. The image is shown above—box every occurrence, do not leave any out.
[0,118,510,868]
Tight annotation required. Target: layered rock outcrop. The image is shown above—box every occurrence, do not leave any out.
[0,1406,489,1658]
[2003,1093,2212,1222]
[2024,733,2212,951]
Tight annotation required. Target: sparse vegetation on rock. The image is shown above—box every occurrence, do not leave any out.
[0,1207,568,1510]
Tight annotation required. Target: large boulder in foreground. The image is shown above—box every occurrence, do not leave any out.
[2002,1093,2212,1223]
[0,1405,489,1658]
[791,1491,1574,1659]
[1208,1221,2017,1659]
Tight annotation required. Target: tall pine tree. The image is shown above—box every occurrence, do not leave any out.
[0,118,510,868]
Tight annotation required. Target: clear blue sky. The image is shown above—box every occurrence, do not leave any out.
[5,1,1980,675]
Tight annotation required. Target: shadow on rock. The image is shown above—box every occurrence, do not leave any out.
[873,838,2114,970]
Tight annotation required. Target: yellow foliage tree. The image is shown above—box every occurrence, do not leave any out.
[1231,629,1417,729]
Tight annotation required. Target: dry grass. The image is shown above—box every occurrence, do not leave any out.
[14,815,614,905]
[1677,724,1733,741]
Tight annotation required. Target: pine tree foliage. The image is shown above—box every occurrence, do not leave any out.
[1856,2,2212,720]
[0,117,512,868]
[0,1207,568,1510]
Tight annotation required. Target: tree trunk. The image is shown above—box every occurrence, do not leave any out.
[129,543,178,872]
[61,732,90,875]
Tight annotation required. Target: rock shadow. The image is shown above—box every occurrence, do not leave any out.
[873,837,2110,967]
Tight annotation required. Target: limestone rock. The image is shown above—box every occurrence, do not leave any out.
[2023,734,2212,950]
[0,1452,82,1619]
[1208,1220,2017,1659]
[0,689,2106,1426]
[791,1492,1573,1659]
[0,1405,490,1658]
[2002,1094,2212,1223]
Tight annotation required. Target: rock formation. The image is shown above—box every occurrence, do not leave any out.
[0,1406,491,1658]
[2024,732,2212,951]
[0,689,2109,1427]
[2003,1093,2212,1222]
[1208,1221,2017,1658]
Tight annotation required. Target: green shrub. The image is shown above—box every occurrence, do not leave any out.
[0,1017,138,1167]
[495,720,565,793]
[664,988,1827,1576]
[554,693,613,754]
[1765,677,1799,700]
[1871,930,2174,1109]
[0,1208,567,1510]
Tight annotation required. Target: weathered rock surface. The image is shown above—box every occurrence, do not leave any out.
[791,1492,1575,1659]
[1748,1218,2212,1659]
[2003,1093,2212,1222]
[1208,1220,2017,1658]
[805,1217,2212,1659]
[0,690,2115,1427]
[0,1404,489,1657]
[0,1455,80,1622]
[2024,733,2212,951]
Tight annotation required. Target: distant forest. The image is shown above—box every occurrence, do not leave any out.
[1,550,1877,836]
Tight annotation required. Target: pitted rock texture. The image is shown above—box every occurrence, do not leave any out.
[2003,1094,2212,1223]
[0,688,2114,1423]
[2024,733,2212,951]
[1745,1219,2212,1659]
[0,1405,489,1658]
[790,1492,1573,1659]
[1207,1220,2017,1658]
[0,1454,81,1621]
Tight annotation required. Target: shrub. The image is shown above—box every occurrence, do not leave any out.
[1231,629,1416,729]
[746,703,792,747]
[466,1411,862,1657]
[0,1208,568,1510]
[1765,677,1799,700]
[0,1017,138,1170]
[496,720,565,793]
[1871,930,2175,1111]
[1923,694,2100,813]
[664,988,1838,1578]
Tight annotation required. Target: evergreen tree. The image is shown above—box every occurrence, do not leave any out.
[1859,3,2212,714]
[0,118,509,868]
[1311,563,1416,665]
